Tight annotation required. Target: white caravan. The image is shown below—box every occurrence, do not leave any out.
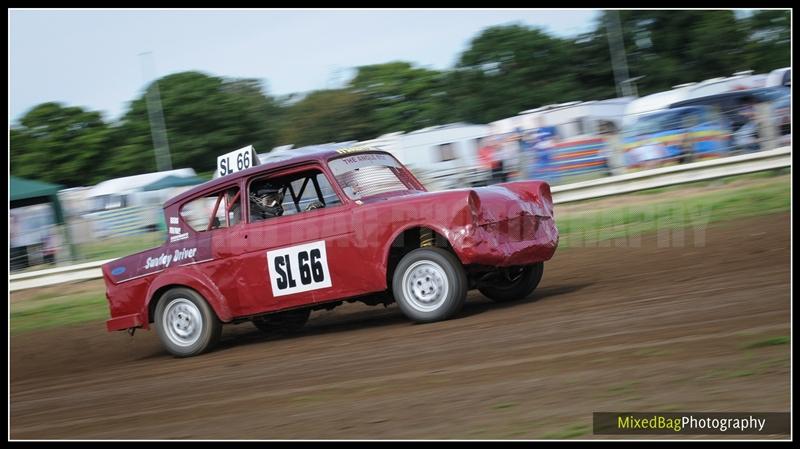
[517,98,634,137]
[359,123,491,191]
[84,168,197,237]
[86,168,197,213]
[624,71,772,126]
[766,67,791,87]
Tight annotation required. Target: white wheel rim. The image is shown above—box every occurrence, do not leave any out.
[402,260,449,312]
[162,298,203,347]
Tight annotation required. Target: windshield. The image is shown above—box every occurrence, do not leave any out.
[328,152,417,199]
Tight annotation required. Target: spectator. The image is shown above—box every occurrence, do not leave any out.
[477,137,493,169]
[755,98,778,151]
[677,113,700,164]
[42,226,59,265]
[478,136,506,184]
[532,118,558,183]
[733,96,760,153]
[599,121,626,176]
[501,132,522,181]
[520,130,539,180]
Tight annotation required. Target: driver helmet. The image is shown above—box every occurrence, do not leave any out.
[250,183,285,218]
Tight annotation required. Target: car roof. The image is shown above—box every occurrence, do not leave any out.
[163,146,382,208]
[639,105,708,118]
[670,86,788,108]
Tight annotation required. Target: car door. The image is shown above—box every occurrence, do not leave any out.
[228,165,366,316]
[176,183,246,312]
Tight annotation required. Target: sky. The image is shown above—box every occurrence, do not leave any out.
[9,9,601,123]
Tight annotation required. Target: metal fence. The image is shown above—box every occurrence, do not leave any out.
[10,146,790,292]
[10,205,167,273]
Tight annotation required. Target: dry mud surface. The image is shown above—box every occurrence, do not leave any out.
[10,214,791,439]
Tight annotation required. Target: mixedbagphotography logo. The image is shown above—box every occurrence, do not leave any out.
[593,412,791,435]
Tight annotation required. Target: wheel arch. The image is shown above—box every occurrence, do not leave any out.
[145,270,234,326]
[381,223,461,288]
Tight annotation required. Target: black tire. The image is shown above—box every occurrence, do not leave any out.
[479,263,544,303]
[252,308,311,335]
[392,247,468,323]
[153,287,222,358]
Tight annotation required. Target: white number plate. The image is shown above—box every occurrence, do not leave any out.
[217,145,259,177]
[266,241,332,297]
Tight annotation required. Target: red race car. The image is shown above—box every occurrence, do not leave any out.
[102,147,559,357]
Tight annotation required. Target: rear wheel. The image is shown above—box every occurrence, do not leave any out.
[252,308,311,335]
[479,263,544,303]
[392,247,468,323]
[154,288,222,358]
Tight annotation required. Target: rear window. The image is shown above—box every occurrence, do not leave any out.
[328,152,417,199]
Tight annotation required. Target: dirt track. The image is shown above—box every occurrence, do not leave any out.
[10,213,791,439]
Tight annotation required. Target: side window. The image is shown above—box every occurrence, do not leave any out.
[576,117,587,135]
[249,169,342,223]
[284,177,320,216]
[220,188,243,227]
[106,194,124,210]
[598,120,618,135]
[298,173,341,212]
[180,187,242,232]
[438,143,457,162]
[317,173,342,207]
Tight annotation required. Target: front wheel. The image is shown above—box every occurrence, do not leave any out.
[392,247,468,323]
[154,287,222,358]
[479,263,544,303]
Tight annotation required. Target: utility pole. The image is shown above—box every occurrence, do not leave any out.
[621,75,646,98]
[605,10,634,98]
[139,51,173,171]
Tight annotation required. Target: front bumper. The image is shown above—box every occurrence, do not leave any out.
[457,214,559,267]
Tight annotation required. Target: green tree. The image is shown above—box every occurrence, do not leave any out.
[613,10,754,95]
[10,102,113,186]
[10,11,792,187]
[348,62,450,132]
[112,71,283,176]
[569,26,617,100]
[744,10,791,72]
[450,24,584,123]
[279,89,378,146]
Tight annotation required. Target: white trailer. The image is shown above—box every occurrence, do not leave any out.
[766,67,790,87]
[488,116,524,136]
[84,168,197,238]
[359,123,491,191]
[86,168,197,211]
[517,98,634,137]
[683,72,769,100]
[624,72,772,126]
